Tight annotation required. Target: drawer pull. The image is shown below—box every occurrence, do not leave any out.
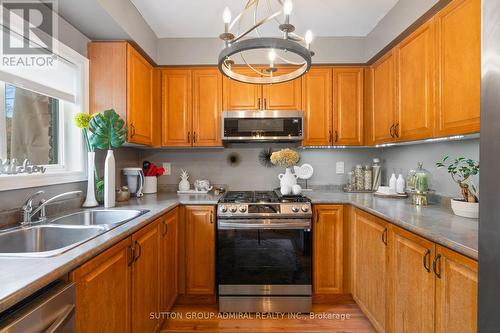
[433,254,442,278]
[423,249,431,272]
[381,228,388,245]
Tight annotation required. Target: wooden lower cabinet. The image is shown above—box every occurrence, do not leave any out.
[313,205,343,295]
[388,226,435,333]
[435,245,478,333]
[160,208,179,312]
[185,205,216,295]
[352,209,388,333]
[71,238,132,333]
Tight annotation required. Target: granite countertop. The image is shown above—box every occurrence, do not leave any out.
[0,190,478,314]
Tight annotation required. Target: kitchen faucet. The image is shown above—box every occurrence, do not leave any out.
[21,190,83,226]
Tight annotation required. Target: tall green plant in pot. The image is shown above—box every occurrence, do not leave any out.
[89,109,127,208]
[436,156,479,219]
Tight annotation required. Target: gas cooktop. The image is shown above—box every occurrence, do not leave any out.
[219,190,310,204]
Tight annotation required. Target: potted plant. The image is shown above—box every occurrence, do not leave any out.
[270,148,300,195]
[89,109,127,208]
[436,156,479,219]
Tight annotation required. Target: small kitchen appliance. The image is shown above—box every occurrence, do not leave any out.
[123,168,144,197]
[217,190,312,313]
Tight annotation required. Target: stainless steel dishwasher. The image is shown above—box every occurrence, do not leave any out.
[0,282,75,333]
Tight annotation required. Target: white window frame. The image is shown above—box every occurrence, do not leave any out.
[0,21,89,191]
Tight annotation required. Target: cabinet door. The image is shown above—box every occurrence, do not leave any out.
[162,69,192,147]
[185,205,215,294]
[131,220,160,333]
[396,21,436,141]
[70,238,132,333]
[435,246,477,333]
[127,45,154,145]
[352,209,388,333]
[313,205,343,294]
[192,68,223,147]
[223,68,262,110]
[435,0,480,136]
[333,68,364,145]
[262,68,302,110]
[160,208,179,313]
[370,51,396,144]
[302,68,333,146]
[388,226,435,333]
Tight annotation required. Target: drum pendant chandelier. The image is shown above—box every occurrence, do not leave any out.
[218,0,314,85]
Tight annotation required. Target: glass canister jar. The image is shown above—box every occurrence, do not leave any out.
[354,165,364,191]
[415,162,430,192]
[364,165,372,191]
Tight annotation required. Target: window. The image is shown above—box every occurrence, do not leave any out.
[0,83,61,165]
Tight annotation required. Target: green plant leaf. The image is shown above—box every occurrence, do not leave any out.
[89,109,127,150]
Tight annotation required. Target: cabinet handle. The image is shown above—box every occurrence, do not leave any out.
[433,254,442,278]
[423,249,431,272]
[329,130,333,144]
[334,130,338,143]
[134,241,142,262]
[127,245,134,266]
[163,222,168,236]
[210,210,213,224]
[389,124,395,138]
[193,132,196,144]
[264,98,267,110]
[187,132,191,143]
[394,123,400,138]
[130,124,136,138]
[258,98,261,110]
[381,228,388,245]
[315,211,319,223]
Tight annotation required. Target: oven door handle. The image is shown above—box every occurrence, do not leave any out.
[217,219,311,230]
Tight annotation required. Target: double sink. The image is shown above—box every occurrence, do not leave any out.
[0,209,149,257]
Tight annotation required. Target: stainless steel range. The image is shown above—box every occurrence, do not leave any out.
[217,190,312,313]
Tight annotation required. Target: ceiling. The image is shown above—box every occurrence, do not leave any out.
[130,0,400,39]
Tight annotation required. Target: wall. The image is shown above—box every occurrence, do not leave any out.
[379,139,480,197]
[140,146,379,191]
[157,36,366,65]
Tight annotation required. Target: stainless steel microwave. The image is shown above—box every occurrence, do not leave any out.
[221,110,304,142]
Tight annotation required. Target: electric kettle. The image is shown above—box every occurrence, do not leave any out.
[123,167,145,197]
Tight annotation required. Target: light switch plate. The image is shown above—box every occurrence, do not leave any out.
[162,163,171,176]
[336,161,345,174]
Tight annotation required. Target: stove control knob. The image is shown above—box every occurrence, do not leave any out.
[291,206,299,213]
[229,206,237,213]
[219,205,227,213]
[301,205,310,213]
[239,205,247,213]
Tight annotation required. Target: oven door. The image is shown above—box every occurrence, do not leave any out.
[217,219,312,295]
[222,111,303,142]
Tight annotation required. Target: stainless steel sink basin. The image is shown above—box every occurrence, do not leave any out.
[50,209,149,227]
[0,225,106,257]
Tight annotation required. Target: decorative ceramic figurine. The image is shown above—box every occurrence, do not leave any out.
[179,169,190,191]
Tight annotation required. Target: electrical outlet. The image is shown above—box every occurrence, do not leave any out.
[336,161,345,174]
[162,163,171,176]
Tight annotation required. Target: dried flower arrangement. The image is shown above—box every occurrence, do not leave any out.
[270,148,300,168]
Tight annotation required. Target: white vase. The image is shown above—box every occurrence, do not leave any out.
[278,168,297,195]
[104,150,115,208]
[82,152,99,208]
[451,199,479,219]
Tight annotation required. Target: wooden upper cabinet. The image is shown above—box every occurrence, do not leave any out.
[70,238,132,333]
[395,21,436,141]
[160,208,179,313]
[262,67,302,110]
[435,0,480,136]
[223,68,262,110]
[313,205,343,295]
[333,68,364,145]
[302,68,333,146]
[192,68,222,146]
[352,209,388,333]
[435,245,478,333]
[185,205,215,295]
[88,42,159,147]
[131,220,160,333]
[388,226,435,333]
[370,51,397,144]
[161,69,192,147]
[127,45,155,146]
